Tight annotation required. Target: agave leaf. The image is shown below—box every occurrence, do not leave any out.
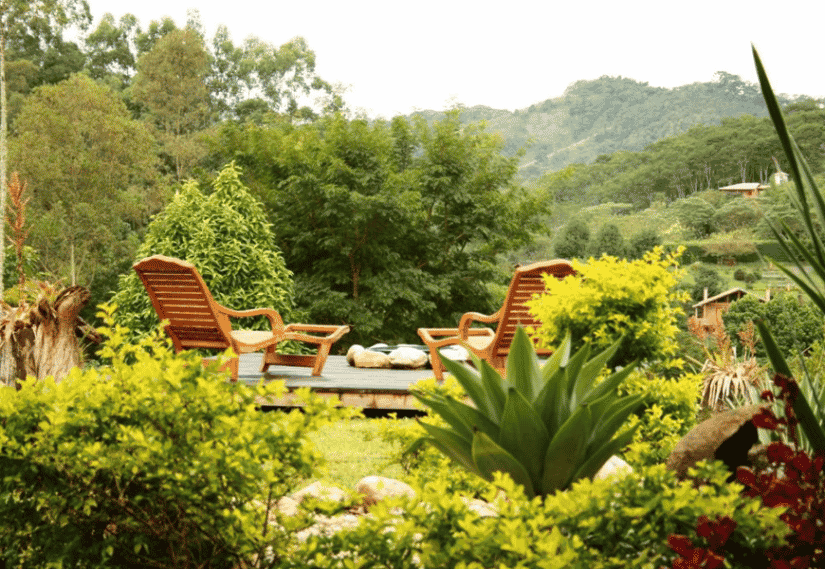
[506,327,542,402]
[417,421,479,476]
[756,320,793,377]
[541,331,572,382]
[583,361,638,406]
[564,343,591,402]
[572,336,623,406]
[588,393,645,450]
[498,387,550,489]
[471,431,536,498]
[438,352,492,416]
[443,396,501,441]
[534,365,567,433]
[540,404,592,494]
[571,423,639,483]
[479,358,506,423]
[411,392,473,441]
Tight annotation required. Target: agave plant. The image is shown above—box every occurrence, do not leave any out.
[751,46,825,454]
[412,327,643,498]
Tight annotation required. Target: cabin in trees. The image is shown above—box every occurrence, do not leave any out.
[691,287,769,336]
[718,182,769,198]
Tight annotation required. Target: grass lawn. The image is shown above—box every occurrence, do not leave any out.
[305,416,410,489]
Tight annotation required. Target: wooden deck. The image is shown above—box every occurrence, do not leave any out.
[232,353,441,411]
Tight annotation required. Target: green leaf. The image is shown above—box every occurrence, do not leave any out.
[541,331,572,382]
[471,431,535,498]
[534,366,569,433]
[756,320,793,377]
[588,393,645,450]
[573,336,623,405]
[479,358,506,423]
[564,342,591,402]
[540,404,591,494]
[411,392,473,441]
[582,362,638,405]
[437,352,492,418]
[417,421,479,476]
[571,424,639,483]
[506,326,542,401]
[498,387,550,489]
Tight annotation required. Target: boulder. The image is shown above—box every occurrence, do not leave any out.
[666,404,766,481]
[388,346,428,369]
[291,481,350,504]
[346,344,365,366]
[355,476,417,506]
[594,455,633,480]
[353,350,392,369]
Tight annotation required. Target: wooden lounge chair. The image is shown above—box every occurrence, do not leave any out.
[133,255,350,381]
[417,259,575,381]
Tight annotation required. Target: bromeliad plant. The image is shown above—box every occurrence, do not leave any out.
[412,327,643,498]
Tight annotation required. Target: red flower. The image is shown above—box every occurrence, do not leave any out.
[753,409,783,430]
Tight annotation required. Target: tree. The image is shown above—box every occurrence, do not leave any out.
[83,12,140,91]
[110,163,295,337]
[690,265,726,303]
[553,218,590,259]
[589,222,624,258]
[626,226,662,260]
[724,290,824,360]
[12,73,156,298]
[674,196,716,238]
[0,0,90,299]
[210,111,536,346]
[131,27,210,180]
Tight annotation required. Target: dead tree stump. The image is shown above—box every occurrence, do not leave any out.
[0,285,91,386]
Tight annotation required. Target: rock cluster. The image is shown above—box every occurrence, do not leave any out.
[346,343,471,370]
[273,457,634,539]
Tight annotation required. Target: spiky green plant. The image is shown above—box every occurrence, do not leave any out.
[752,46,825,454]
[412,327,643,498]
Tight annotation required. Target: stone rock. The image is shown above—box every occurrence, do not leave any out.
[666,404,766,481]
[594,455,633,480]
[355,476,417,506]
[388,346,428,369]
[276,496,299,517]
[346,344,365,366]
[461,497,498,517]
[368,343,389,351]
[296,514,361,541]
[291,481,350,504]
[353,350,392,369]
[437,345,470,362]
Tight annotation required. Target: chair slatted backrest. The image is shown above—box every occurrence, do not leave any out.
[133,255,231,351]
[492,260,576,358]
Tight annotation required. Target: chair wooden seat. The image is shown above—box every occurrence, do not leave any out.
[418,259,575,380]
[133,255,350,381]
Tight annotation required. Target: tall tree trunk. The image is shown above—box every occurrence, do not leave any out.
[0,28,7,300]
[0,286,90,386]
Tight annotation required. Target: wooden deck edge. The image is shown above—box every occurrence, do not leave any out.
[255,388,422,411]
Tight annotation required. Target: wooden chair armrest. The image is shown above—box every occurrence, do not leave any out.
[417,327,494,349]
[283,324,350,344]
[458,309,502,337]
[216,306,285,331]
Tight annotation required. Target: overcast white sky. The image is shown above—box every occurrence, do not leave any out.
[86,0,825,119]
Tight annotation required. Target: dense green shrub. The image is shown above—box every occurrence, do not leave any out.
[110,162,295,336]
[290,475,582,569]
[626,227,662,260]
[589,222,624,258]
[527,247,688,368]
[543,461,788,569]
[689,264,726,302]
[554,217,590,259]
[617,370,702,467]
[724,290,824,359]
[0,306,346,568]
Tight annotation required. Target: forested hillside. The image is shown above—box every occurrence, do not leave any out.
[413,73,792,178]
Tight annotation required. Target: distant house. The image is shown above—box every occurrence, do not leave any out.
[718,182,769,198]
[692,287,769,335]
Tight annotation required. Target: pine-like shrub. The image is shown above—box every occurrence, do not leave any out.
[110,162,295,336]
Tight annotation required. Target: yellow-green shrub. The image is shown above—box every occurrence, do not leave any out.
[0,306,345,568]
[618,370,702,467]
[543,461,788,569]
[527,247,689,368]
